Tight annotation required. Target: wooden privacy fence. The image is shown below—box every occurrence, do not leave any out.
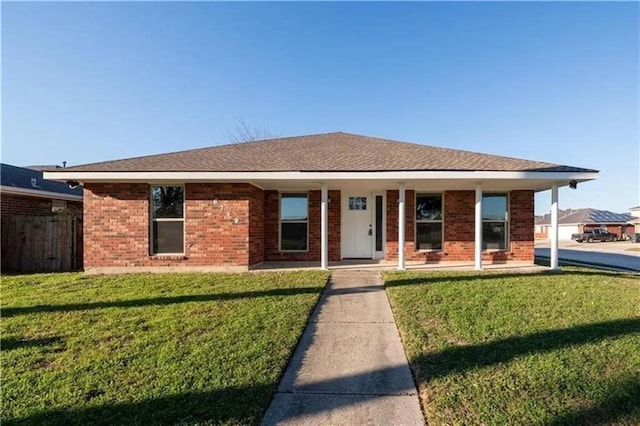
[1,213,82,273]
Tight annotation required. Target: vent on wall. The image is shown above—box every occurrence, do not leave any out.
[52,200,67,212]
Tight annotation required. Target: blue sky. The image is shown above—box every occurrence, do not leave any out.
[2,2,638,214]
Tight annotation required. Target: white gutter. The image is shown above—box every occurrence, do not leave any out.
[43,170,599,182]
[0,185,83,202]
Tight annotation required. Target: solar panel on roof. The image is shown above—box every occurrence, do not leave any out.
[586,210,634,223]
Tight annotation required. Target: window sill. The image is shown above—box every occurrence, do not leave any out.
[482,249,509,253]
[415,249,444,253]
[149,254,187,260]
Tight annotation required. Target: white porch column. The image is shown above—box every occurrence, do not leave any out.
[550,183,560,271]
[398,182,406,270]
[321,183,329,270]
[474,183,483,270]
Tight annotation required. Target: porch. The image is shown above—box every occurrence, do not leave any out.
[254,259,549,273]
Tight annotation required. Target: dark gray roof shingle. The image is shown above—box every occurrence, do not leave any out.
[60,132,597,173]
[1,163,83,197]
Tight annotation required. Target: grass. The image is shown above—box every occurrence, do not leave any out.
[384,268,640,425]
[1,271,329,425]
[625,247,640,252]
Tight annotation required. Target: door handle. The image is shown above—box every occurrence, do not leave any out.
[368,225,372,236]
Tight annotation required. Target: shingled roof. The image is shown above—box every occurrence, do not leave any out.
[62,132,596,173]
[1,163,83,197]
[535,208,635,225]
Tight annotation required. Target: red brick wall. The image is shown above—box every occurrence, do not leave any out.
[248,187,265,265]
[1,193,82,217]
[83,183,535,269]
[264,190,340,262]
[83,183,262,268]
[386,190,534,263]
[505,190,534,262]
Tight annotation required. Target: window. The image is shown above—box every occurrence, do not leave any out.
[482,193,508,250]
[375,195,383,252]
[349,197,367,210]
[415,194,442,250]
[280,193,308,251]
[151,186,184,254]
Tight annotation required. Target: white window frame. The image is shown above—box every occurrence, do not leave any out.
[279,192,309,252]
[482,192,510,251]
[415,192,444,251]
[150,184,186,256]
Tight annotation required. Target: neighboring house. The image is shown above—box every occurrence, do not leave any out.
[629,205,640,233]
[535,208,635,240]
[1,163,83,271]
[44,132,598,273]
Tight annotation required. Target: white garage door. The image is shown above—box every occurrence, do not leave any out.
[558,225,578,240]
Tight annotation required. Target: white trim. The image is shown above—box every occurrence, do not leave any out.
[0,185,83,202]
[43,170,599,182]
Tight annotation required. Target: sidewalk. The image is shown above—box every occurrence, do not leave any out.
[261,270,424,426]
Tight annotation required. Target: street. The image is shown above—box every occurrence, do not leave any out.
[535,240,640,272]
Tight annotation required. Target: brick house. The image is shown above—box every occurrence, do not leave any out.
[535,208,635,240]
[44,133,598,273]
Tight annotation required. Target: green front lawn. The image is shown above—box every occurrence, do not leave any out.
[385,269,640,425]
[2,271,329,425]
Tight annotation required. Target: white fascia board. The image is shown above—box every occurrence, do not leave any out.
[43,170,599,182]
[1,185,83,202]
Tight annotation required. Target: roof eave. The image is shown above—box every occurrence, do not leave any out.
[1,185,83,202]
[44,169,598,181]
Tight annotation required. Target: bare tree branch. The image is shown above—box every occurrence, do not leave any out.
[223,118,274,144]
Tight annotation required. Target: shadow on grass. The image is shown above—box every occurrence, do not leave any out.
[5,318,639,425]
[546,377,640,426]
[4,384,273,426]
[3,286,322,318]
[1,336,62,351]
[412,318,640,381]
[384,270,637,288]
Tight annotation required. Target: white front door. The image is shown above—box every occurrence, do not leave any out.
[342,192,373,258]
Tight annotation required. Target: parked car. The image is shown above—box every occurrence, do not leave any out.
[631,233,640,243]
[571,228,617,243]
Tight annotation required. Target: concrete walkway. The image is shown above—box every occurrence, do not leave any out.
[261,270,424,426]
